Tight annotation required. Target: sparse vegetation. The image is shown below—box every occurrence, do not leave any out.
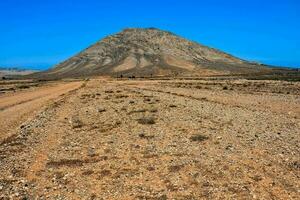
[128,109,147,115]
[222,86,228,90]
[115,94,129,98]
[137,117,156,125]
[168,165,184,172]
[138,133,155,139]
[149,108,158,113]
[105,90,114,93]
[16,84,33,89]
[190,134,209,142]
[69,117,83,128]
[144,98,151,102]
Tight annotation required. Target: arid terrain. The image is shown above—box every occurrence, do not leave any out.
[0,78,299,199]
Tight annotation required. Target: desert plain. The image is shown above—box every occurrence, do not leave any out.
[0,77,299,199]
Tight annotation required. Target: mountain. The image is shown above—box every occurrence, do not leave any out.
[0,67,39,79]
[32,28,271,78]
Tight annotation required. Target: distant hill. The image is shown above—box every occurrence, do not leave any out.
[30,28,272,78]
[0,67,39,79]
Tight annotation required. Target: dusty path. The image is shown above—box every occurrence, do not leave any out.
[0,81,82,141]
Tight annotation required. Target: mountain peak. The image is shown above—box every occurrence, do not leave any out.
[122,27,170,32]
[34,28,269,78]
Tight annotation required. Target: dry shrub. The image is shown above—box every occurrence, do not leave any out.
[137,117,156,125]
[190,134,209,142]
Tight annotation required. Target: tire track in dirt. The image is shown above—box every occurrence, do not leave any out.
[0,81,82,142]
[0,95,47,111]
[25,83,87,198]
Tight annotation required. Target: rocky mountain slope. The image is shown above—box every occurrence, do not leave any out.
[33,28,270,78]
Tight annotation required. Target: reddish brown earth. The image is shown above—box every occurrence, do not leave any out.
[0,78,299,199]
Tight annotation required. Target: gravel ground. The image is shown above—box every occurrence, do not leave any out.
[0,78,299,199]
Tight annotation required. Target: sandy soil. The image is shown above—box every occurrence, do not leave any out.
[0,81,82,141]
[0,78,299,199]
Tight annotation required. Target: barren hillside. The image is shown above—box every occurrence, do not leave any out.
[32,28,270,79]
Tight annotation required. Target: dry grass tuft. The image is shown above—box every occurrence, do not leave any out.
[137,117,156,125]
[190,134,209,142]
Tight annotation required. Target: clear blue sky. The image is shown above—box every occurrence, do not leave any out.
[0,0,299,70]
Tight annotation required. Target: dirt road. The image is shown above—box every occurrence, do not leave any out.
[0,79,299,199]
[0,81,82,141]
